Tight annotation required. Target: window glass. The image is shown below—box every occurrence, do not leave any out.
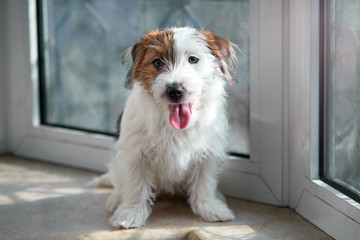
[322,0,360,201]
[38,0,250,155]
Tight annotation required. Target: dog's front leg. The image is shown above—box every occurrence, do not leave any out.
[107,159,153,229]
[188,161,235,222]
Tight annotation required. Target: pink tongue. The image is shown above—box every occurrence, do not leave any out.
[169,104,191,129]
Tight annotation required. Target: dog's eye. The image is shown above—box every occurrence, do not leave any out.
[188,56,199,64]
[152,58,164,69]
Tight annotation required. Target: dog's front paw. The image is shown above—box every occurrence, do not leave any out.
[109,205,150,229]
[192,199,235,222]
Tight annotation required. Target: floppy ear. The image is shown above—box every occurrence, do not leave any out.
[123,42,142,89]
[201,30,237,86]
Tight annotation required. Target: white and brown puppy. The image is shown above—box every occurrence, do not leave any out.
[96,27,238,228]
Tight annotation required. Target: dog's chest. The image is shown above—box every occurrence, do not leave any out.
[142,129,205,187]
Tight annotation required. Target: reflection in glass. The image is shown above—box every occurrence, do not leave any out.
[39,0,250,154]
[323,0,360,199]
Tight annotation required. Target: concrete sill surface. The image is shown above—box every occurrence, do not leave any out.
[0,155,332,240]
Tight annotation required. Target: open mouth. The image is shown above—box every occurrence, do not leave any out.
[168,103,193,129]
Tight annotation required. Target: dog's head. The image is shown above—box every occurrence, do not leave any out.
[124,27,237,129]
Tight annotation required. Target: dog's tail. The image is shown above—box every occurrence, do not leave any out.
[86,173,113,188]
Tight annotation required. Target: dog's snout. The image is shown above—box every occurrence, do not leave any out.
[166,83,184,102]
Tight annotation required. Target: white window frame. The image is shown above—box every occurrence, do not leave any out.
[220,0,285,206]
[288,1,360,239]
[3,0,285,207]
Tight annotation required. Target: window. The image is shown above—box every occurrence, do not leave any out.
[321,0,360,202]
[37,0,250,155]
[289,1,360,239]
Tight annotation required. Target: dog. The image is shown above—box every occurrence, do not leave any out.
[91,27,238,228]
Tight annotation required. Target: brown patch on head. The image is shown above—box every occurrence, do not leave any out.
[201,30,236,85]
[126,29,175,90]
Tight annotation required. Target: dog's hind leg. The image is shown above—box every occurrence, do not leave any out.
[86,173,113,188]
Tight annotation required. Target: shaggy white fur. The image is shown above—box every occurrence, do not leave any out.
[92,27,237,228]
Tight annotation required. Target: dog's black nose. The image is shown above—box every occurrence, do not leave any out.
[166,83,184,102]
